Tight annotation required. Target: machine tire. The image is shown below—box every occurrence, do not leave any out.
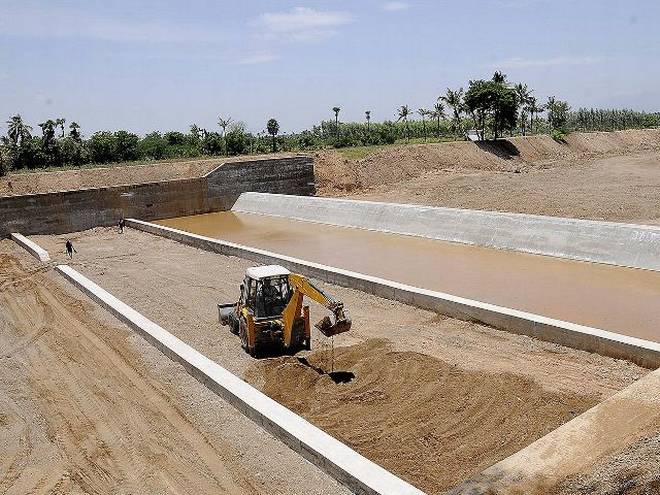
[229,315,239,335]
[239,316,249,352]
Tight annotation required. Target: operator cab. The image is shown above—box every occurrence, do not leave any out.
[241,265,292,318]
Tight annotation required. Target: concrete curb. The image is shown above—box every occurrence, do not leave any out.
[11,232,50,262]
[55,264,424,495]
[126,219,660,369]
[232,193,660,272]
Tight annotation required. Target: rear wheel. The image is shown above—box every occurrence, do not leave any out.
[239,316,257,356]
[239,316,248,351]
[228,315,239,335]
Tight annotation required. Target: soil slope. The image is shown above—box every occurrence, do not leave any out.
[316,129,660,224]
[0,153,298,196]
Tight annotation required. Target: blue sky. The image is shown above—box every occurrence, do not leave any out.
[1,0,659,136]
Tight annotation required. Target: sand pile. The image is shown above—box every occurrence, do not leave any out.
[249,338,600,493]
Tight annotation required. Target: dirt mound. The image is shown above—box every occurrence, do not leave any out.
[315,129,660,194]
[248,339,600,493]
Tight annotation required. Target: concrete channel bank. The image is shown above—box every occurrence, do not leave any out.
[232,193,660,271]
[126,219,660,368]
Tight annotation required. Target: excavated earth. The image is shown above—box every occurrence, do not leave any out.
[315,129,660,224]
[0,240,349,495]
[32,227,650,494]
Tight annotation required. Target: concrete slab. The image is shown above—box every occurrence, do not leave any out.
[55,264,424,495]
[126,219,660,368]
[448,366,660,494]
[231,192,660,272]
[11,232,50,262]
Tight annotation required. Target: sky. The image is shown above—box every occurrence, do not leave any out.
[1,0,659,136]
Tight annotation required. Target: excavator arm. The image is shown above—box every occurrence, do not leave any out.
[281,273,351,347]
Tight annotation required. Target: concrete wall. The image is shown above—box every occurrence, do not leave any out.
[232,193,660,272]
[0,157,314,237]
[56,264,424,495]
[127,219,660,369]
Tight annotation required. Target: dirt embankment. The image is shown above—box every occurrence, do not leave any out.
[0,153,299,196]
[34,227,648,494]
[0,242,347,495]
[315,129,660,224]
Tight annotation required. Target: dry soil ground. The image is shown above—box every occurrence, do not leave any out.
[33,227,650,494]
[315,129,660,224]
[0,240,348,495]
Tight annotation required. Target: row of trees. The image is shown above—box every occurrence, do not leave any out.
[2,71,659,175]
[314,72,571,146]
[1,115,284,174]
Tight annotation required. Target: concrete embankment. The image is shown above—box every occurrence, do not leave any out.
[232,192,660,272]
[127,219,660,368]
[0,157,313,237]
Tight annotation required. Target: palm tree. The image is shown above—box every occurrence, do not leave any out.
[365,110,371,132]
[69,121,81,141]
[397,105,411,142]
[433,102,445,137]
[332,106,341,137]
[6,114,32,147]
[417,108,430,141]
[218,115,233,156]
[267,118,279,153]
[546,96,557,129]
[492,71,507,84]
[513,84,532,135]
[55,118,66,137]
[525,97,544,134]
[440,88,464,139]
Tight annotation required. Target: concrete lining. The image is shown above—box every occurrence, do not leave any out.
[0,157,314,237]
[232,193,660,272]
[11,232,50,262]
[126,219,660,368]
[55,264,424,495]
[449,366,660,494]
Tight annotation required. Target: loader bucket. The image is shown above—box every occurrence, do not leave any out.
[315,312,352,337]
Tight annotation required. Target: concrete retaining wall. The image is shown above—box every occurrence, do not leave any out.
[0,157,314,237]
[232,193,660,272]
[56,264,424,495]
[11,232,50,262]
[127,219,660,369]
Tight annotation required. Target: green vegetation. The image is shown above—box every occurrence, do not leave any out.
[2,71,659,176]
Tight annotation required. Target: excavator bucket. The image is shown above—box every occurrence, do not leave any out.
[315,312,352,337]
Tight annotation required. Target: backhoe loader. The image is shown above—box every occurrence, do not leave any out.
[218,265,351,356]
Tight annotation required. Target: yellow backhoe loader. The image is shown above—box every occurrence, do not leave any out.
[218,265,351,356]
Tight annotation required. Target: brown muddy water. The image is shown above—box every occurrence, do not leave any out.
[157,211,660,343]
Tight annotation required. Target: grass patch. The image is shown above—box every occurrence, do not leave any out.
[335,137,455,161]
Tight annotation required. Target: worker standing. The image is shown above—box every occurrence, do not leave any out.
[65,240,77,259]
[118,218,125,234]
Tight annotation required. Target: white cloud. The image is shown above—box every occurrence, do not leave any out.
[236,53,280,65]
[491,56,603,69]
[0,5,221,44]
[382,2,410,11]
[255,7,353,41]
